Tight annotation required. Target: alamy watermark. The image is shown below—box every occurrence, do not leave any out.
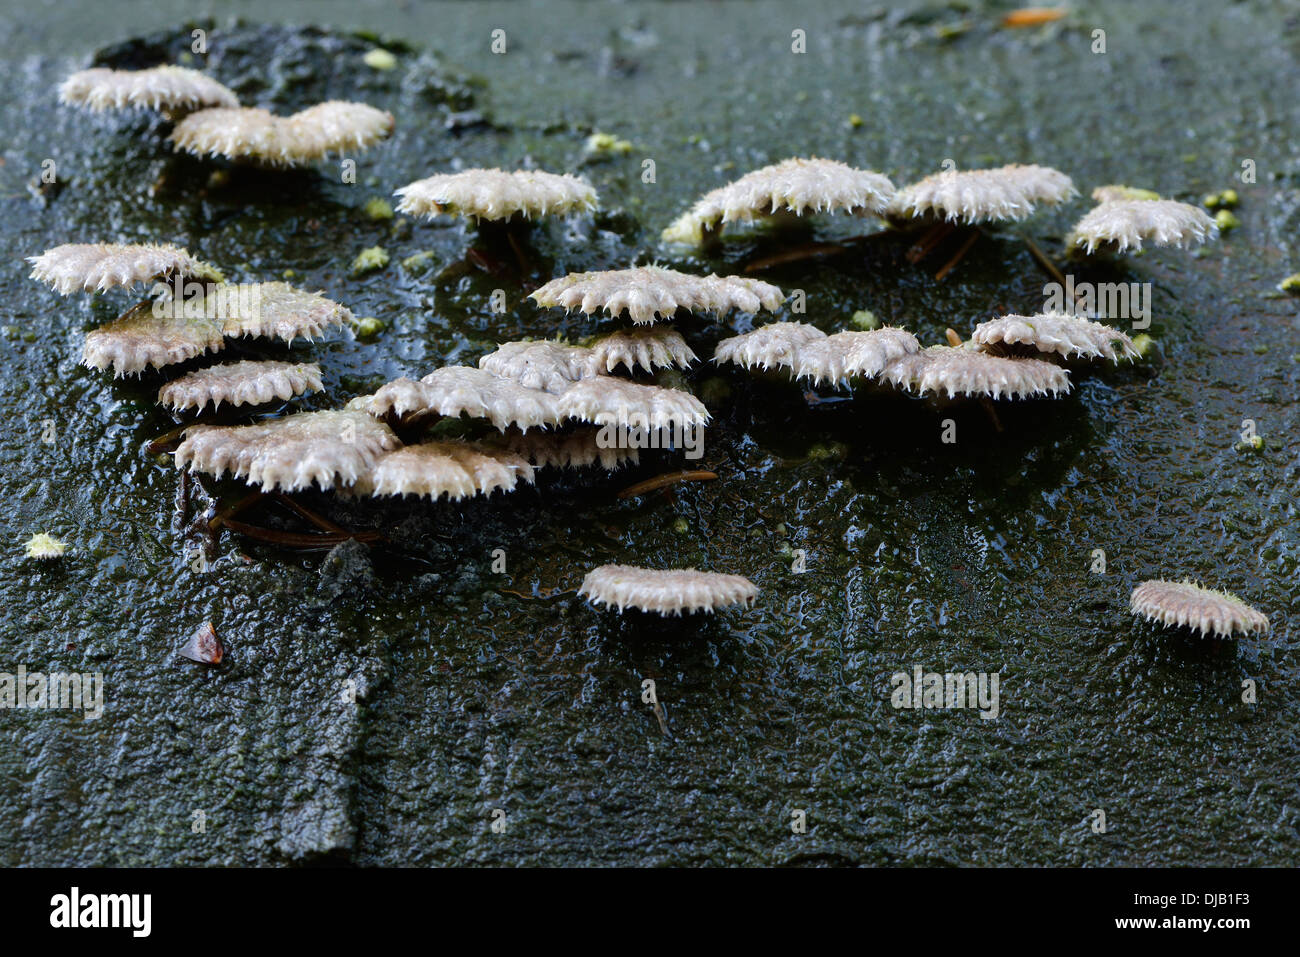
[0,665,103,720]
[150,276,261,321]
[1043,275,1151,329]
[890,665,999,720]
[594,413,704,460]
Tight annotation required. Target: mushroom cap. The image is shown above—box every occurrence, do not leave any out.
[175,409,400,492]
[83,302,227,377]
[580,564,758,615]
[791,328,921,386]
[28,242,223,296]
[24,533,68,560]
[662,157,896,244]
[58,65,238,112]
[971,313,1138,363]
[1067,199,1217,254]
[1130,579,1270,638]
[158,360,323,412]
[366,366,565,432]
[585,325,698,375]
[888,163,1076,224]
[557,376,710,432]
[478,340,595,393]
[351,440,535,500]
[881,345,1072,400]
[714,321,827,373]
[170,101,393,166]
[394,168,597,221]
[498,426,640,471]
[218,282,354,344]
[531,265,784,325]
[714,322,920,386]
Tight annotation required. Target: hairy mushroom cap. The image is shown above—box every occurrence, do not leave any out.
[585,326,698,375]
[972,313,1138,363]
[881,345,1072,400]
[662,157,897,244]
[888,163,1076,224]
[58,65,238,112]
[478,340,594,393]
[367,366,564,431]
[170,101,393,166]
[579,564,759,616]
[158,360,323,412]
[1130,579,1270,638]
[498,426,640,471]
[28,243,224,296]
[218,282,354,344]
[175,409,400,492]
[351,440,535,500]
[714,321,827,373]
[394,168,597,221]
[792,328,921,385]
[531,265,785,325]
[83,302,226,376]
[557,377,710,432]
[1067,199,1217,254]
[24,532,68,560]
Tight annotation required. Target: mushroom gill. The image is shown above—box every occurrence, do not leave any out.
[579,564,759,616]
[1130,579,1270,639]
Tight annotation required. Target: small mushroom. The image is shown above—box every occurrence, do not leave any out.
[585,326,697,376]
[59,65,238,113]
[179,621,224,665]
[28,242,223,296]
[579,564,758,616]
[1130,579,1270,639]
[888,163,1076,225]
[394,168,597,222]
[351,440,535,500]
[158,360,323,412]
[83,302,227,377]
[219,282,354,344]
[714,321,828,374]
[170,101,394,166]
[1066,199,1217,255]
[880,345,1071,400]
[714,322,920,387]
[531,265,784,325]
[24,533,67,560]
[662,157,896,245]
[175,410,400,493]
[478,341,594,393]
[971,313,1138,363]
[364,367,565,432]
[557,376,710,432]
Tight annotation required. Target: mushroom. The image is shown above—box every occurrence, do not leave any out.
[1130,579,1270,639]
[1066,198,1217,255]
[218,282,354,344]
[363,366,566,432]
[83,302,228,377]
[350,440,535,500]
[530,265,784,325]
[556,376,710,433]
[888,163,1076,226]
[175,410,400,493]
[28,242,223,296]
[170,101,394,166]
[394,168,597,222]
[714,322,920,387]
[58,65,238,114]
[585,326,698,376]
[579,564,758,616]
[971,313,1138,363]
[24,533,68,560]
[880,345,1072,400]
[478,341,595,393]
[661,157,896,246]
[158,361,323,412]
